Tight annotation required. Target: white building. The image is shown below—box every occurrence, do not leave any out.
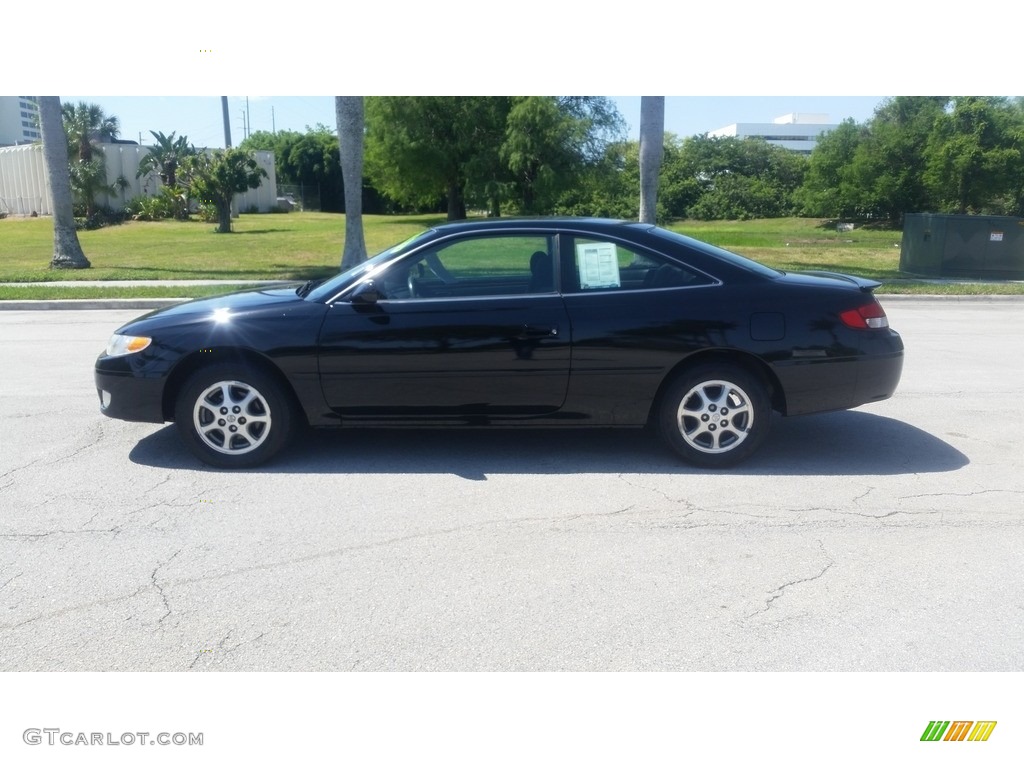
[708,113,837,154]
[0,143,278,216]
[0,96,41,146]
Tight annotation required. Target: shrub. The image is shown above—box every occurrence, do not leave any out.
[126,188,190,221]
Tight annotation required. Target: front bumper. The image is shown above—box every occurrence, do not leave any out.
[95,356,167,423]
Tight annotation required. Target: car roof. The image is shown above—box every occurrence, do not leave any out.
[430,217,651,235]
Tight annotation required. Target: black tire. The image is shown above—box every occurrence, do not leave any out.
[174,363,295,469]
[658,363,771,468]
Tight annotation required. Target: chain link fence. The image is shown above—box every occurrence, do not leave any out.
[276,184,321,212]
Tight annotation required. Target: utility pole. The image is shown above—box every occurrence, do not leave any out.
[221,96,232,148]
[221,96,238,219]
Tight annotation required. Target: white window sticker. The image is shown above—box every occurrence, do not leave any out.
[577,242,620,289]
[990,231,1004,242]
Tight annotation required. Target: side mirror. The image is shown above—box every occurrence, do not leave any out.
[350,280,383,306]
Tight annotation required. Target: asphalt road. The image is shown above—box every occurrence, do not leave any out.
[1,300,1022,671]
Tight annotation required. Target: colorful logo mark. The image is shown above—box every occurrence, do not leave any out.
[921,721,997,742]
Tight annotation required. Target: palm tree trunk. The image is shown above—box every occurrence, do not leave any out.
[336,96,367,271]
[639,96,665,225]
[38,96,90,269]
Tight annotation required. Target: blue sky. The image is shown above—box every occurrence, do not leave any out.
[58,95,890,150]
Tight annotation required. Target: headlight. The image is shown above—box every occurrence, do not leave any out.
[106,334,152,357]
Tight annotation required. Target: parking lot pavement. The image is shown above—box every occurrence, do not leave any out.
[0,302,1022,671]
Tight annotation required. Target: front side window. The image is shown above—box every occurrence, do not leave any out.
[308,229,438,302]
[381,234,555,300]
[568,237,714,293]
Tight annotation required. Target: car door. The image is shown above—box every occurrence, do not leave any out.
[317,232,572,420]
[558,233,726,424]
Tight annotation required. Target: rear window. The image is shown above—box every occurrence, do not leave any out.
[650,227,783,279]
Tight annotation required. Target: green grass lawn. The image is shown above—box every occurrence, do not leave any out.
[0,212,443,282]
[1,212,1022,297]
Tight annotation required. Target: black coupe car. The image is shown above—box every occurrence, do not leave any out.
[95,218,903,469]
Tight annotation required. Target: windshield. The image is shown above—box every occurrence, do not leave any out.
[304,229,437,302]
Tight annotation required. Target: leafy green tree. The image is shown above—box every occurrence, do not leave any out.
[238,129,295,158]
[794,119,867,218]
[38,96,90,268]
[554,139,634,218]
[366,97,510,220]
[365,96,624,220]
[657,136,703,219]
[924,97,1023,214]
[796,96,1024,222]
[850,97,948,222]
[556,133,700,222]
[242,127,346,212]
[501,96,624,215]
[180,148,267,233]
[671,135,807,220]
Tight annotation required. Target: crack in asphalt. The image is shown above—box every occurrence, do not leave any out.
[0,572,23,593]
[0,505,656,632]
[3,495,198,540]
[838,509,943,519]
[564,504,638,522]
[152,550,183,625]
[746,542,835,619]
[0,453,51,482]
[899,489,1024,500]
[852,487,876,505]
[0,422,105,481]
[0,528,121,540]
[189,629,268,670]
[617,474,691,506]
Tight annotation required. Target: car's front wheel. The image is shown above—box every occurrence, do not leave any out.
[174,363,295,468]
[659,363,770,468]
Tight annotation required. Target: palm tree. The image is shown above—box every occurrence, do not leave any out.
[137,130,195,189]
[38,96,90,269]
[60,101,120,218]
[639,96,665,224]
[68,158,116,219]
[61,101,120,162]
[137,130,196,219]
[335,96,367,270]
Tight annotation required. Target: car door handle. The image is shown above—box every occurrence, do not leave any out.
[520,324,558,338]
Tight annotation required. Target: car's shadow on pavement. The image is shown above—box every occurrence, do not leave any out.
[129,410,969,477]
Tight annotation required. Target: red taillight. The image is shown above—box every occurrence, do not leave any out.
[839,302,889,329]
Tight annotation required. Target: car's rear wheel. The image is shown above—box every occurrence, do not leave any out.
[659,363,770,468]
[174,363,294,468]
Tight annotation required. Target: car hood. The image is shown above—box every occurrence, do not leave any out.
[115,285,311,333]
